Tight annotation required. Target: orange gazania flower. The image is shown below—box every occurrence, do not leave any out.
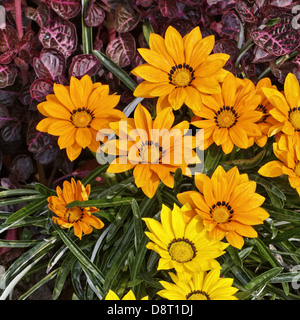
[263,73,300,153]
[36,75,124,161]
[191,73,262,154]
[259,136,300,196]
[177,165,269,249]
[132,26,229,112]
[48,179,104,239]
[102,103,200,198]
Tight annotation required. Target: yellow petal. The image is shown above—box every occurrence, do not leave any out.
[164,26,185,65]
[53,83,74,112]
[258,161,283,177]
[183,26,202,65]
[284,73,299,109]
[138,48,172,72]
[75,127,92,149]
[149,33,174,66]
[131,64,168,83]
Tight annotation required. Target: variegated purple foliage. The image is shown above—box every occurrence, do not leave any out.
[0,0,299,188]
[251,14,300,56]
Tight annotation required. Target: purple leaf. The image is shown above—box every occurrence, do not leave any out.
[235,0,258,24]
[9,155,33,182]
[69,54,101,79]
[179,0,203,4]
[30,78,55,102]
[1,121,21,142]
[213,39,239,73]
[14,50,31,70]
[0,65,17,88]
[261,5,283,19]
[25,2,50,27]
[159,0,179,19]
[0,104,11,128]
[33,48,66,80]
[252,46,275,64]
[221,11,240,38]
[38,18,78,58]
[46,0,81,19]
[0,26,18,53]
[101,0,124,10]
[106,33,136,68]
[136,0,153,7]
[251,14,300,56]
[0,49,17,65]
[27,120,52,153]
[115,3,141,33]
[84,0,105,28]
[34,143,60,165]
[206,0,236,16]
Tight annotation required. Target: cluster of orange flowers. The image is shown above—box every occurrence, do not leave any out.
[39,26,300,291]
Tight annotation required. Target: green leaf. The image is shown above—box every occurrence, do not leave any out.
[0,195,45,207]
[254,238,282,268]
[237,267,283,300]
[34,183,56,197]
[92,49,138,92]
[0,189,39,198]
[263,204,300,224]
[53,223,105,296]
[0,239,41,248]
[18,269,59,300]
[66,197,134,209]
[222,149,266,170]
[142,19,154,45]
[5,198,48,225]
[53,253,77,300]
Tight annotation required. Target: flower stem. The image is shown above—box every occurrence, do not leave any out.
[14,0,23,41]
[81,0,93,54]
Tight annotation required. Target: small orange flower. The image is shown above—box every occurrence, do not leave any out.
[48,178,104,239]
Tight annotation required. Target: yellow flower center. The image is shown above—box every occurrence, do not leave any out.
[295,162,300,177]
[168,238,197,263]
[289,107,300,131]
[70,108,94,128]
[186,290,210,300]
[168,64,195,88]
[64,207,83,223]
[215,106,238,129]
[139,140,163,163]
[210,202,233,224]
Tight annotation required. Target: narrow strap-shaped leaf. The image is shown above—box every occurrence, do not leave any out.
[53,222,105,296]
[92,49,137,92]
[237,267,283,300]
[5,198,48,225]
[65,197,133,209]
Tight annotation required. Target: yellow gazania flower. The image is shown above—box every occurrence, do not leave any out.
[263,73,300,153]
[259,136,300,195]
[191,72,262,154]
[36,75,124,161]
[48,178,104,239]
[103,103,200,198]
[158,270,238,300]
[105,290,148,300]
[177,165,269,249]
[143,203,228,273]
[132,25,229,112]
